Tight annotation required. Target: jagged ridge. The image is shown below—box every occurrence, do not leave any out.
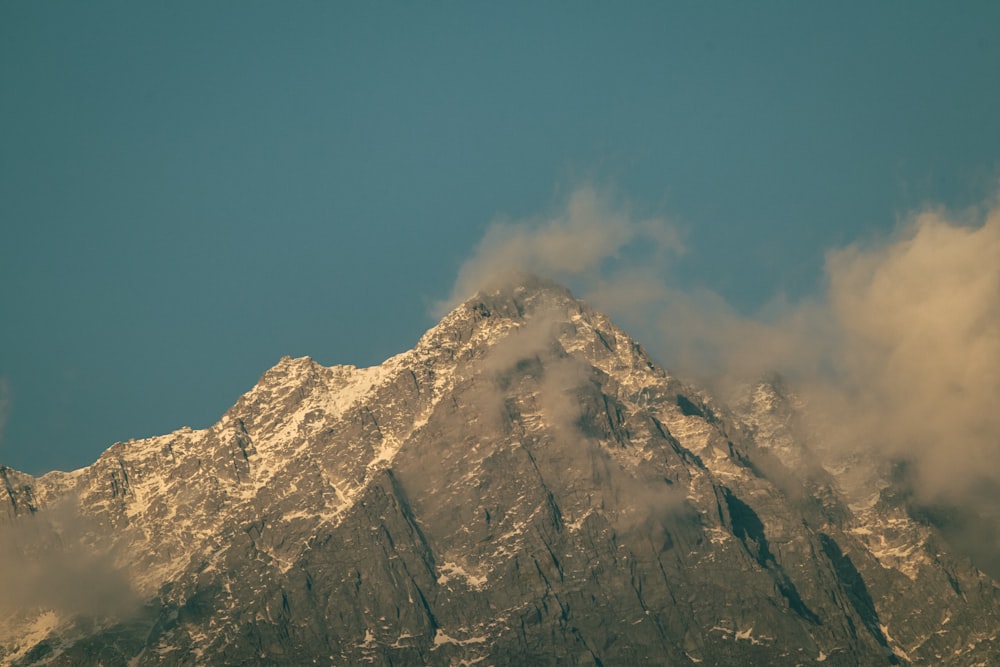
[1,279,998,666]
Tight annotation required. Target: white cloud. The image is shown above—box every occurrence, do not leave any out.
[436,186,683,316]
[818,203,1000,500]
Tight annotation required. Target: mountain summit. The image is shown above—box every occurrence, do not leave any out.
[2,279,998,665]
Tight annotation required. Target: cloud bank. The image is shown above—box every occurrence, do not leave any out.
[444,186,1000,518]
[817,206,1000,499]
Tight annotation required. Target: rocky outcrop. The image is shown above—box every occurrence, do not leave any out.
[1,278,997,665]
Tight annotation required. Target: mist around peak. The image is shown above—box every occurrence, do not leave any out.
[441,184,1000,570]
[435,186,684,318]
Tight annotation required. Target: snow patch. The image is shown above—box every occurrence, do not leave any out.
[437,561,488,590]
[2,611,61,663]
[432,629,487,648]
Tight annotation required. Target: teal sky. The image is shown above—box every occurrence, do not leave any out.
[2,2,998,475]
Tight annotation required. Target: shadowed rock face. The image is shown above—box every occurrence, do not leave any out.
[2,279,998,666]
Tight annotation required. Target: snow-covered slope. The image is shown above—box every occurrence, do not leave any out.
[1,277,997,666]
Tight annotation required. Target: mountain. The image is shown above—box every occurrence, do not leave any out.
[2,277,998,666]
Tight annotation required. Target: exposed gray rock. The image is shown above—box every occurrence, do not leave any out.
[1,278,997,665]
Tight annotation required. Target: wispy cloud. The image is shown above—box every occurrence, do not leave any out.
[435,186,683,316]
[469,299,687,527]
[0,495,139,624]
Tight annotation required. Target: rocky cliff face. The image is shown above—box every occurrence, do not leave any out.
[1,278,998,666]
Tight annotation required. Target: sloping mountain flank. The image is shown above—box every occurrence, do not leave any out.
[1,277,997,666]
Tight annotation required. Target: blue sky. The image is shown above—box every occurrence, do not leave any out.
[2,2,998,475]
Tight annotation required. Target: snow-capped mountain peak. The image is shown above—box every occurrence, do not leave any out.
[1,278,997,665]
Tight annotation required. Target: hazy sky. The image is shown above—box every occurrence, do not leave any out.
[2,2,998,475]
